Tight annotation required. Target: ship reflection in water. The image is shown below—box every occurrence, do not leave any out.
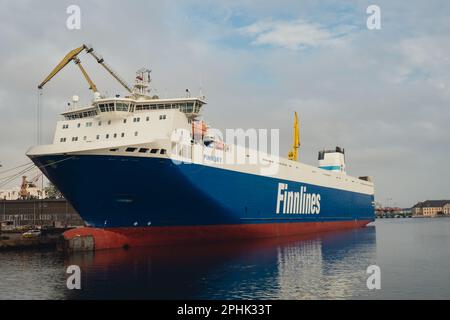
[65,226,377,299]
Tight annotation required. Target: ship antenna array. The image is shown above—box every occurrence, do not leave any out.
[133,68,152,95]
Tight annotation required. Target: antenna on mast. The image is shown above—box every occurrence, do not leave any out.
[199,73,203,98]
[133,68,151,96]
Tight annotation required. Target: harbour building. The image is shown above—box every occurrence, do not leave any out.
[412,200,450,217]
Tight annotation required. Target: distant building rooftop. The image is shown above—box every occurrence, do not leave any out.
[413,200,450,208]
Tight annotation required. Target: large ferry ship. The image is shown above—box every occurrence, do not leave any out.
[27,45,375,250]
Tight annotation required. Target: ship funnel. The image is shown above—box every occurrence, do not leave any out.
[318,146,346,174]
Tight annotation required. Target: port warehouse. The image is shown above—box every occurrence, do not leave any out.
[412,200,450,217]
[0,199,84,230]
[375,200,450,218]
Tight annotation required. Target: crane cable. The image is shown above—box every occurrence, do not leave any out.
[37,89,42,145]
[0,164,36,188]
[0,156,75,189]
[0,162,34,176]
[37,88,43,193]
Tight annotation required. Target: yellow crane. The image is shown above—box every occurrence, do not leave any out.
[73,57,98,93]
[38,44,133,94]
[288,112,300,161]
[38,45,88,90]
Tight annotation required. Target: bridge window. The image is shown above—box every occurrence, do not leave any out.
[136,104,151,110]
[126,147,137,152]
[159,115,166,120]
[98,103,116,112]
[160,149,167,155]
[139,148,149,153]
[150,149,158,154]
[116,102,129,112]
[178,102,195,113]
[86,122,92,127]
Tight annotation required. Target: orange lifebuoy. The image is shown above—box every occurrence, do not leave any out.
[192,121,207,139]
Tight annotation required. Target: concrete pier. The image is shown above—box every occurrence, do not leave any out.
[0,229,65,250]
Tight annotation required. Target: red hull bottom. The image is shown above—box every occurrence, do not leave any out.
[62,220,372,251]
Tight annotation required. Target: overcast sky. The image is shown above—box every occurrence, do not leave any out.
[0,0,449,207]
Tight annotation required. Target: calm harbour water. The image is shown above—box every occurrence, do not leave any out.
[1,218,450,300]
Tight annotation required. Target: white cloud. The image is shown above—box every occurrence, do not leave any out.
[397,36,450,94]
[239,19,348,50]
[399,36,450,73]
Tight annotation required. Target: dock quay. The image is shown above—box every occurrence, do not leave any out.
[0,198,85,250]
[0,228,68,250]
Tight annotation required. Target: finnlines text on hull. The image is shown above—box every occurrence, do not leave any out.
[276,183,321,214]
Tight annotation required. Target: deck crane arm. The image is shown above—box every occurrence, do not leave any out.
[37,44,133,94]
[288,112,300,161]
[84,45,133,94]
[37,45,87,89]
[73,57,98,93]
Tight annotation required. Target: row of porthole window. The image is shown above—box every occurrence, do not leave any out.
[109,147,167,155]
[60,131,139,142]
[97,132,138,140]
[62,114,166,130]
[63,120,111,129]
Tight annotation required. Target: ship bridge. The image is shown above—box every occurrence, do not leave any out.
[132,97,206,120]
[61,96,207,121]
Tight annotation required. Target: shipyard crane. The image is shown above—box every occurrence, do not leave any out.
[83,44,133,93]
[288,112,300,161]
[72,57,98,93]
[19,173,42,200]
[38,44,133,94]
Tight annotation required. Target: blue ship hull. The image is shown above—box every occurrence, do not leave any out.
[30,155,375,229]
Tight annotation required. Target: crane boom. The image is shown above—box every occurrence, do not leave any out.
[84,45,133,93]
[37,43,133,95]
[38,45,86,89]
[73,57,98,92]
[288,112,300,161]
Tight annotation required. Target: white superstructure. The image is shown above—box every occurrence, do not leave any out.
[28,63,373,198]
[27,93,373,197]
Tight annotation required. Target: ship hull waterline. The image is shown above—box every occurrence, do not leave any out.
[62,220,372,251]
[28,154,375,251]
